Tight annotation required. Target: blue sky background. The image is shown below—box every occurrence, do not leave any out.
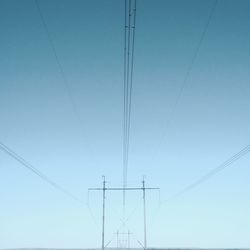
[0,0,250,248]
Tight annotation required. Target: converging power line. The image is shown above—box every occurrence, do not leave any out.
[162,145,250,204]
[123,0,137,215]
[151,0,219,165]
[0,141,83,203]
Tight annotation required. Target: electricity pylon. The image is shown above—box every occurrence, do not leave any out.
[88,176,159,250]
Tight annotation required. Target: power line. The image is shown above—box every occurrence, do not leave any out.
[126,0,137,171]
[0,141,83,203]
[162,145,250,204]
[123,0,137,214]
[147,145,250,229]
[34,0,91,138]
[34,0,95,165]
[150,0,218,164]
[124,0,132,198]
[0,140,105,230]
[170,0,218,116]
[34,0,76,109]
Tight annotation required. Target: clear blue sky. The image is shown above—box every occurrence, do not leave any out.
[0,0,250,248]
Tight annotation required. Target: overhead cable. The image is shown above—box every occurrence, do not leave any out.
[0,141,83,203]
[170,0,218,115]
[151,0,218,163]
[123,0,137,212]
[34,0,92,146]
[162,145,250,204]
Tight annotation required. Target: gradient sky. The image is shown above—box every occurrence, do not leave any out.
[0,0,250,248]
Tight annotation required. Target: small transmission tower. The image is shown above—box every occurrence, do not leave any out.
[88,176,159,250]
